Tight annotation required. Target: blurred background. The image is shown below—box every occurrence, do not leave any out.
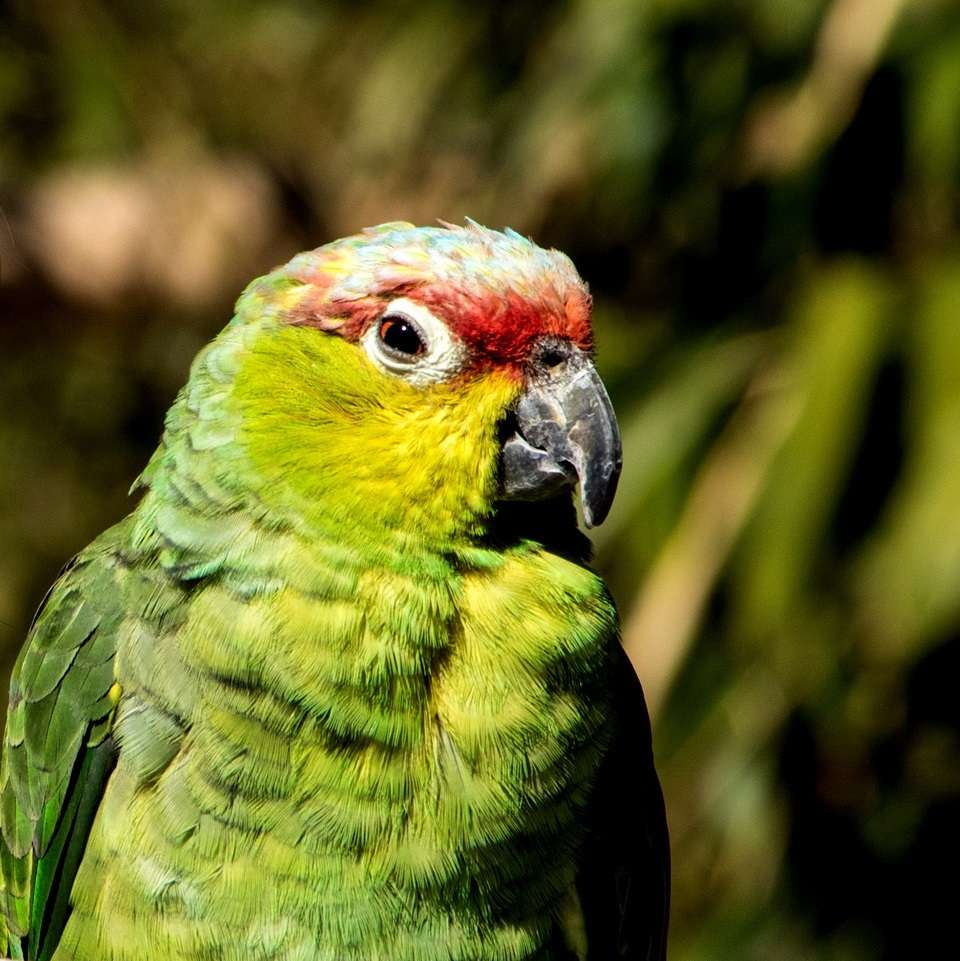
[1,0,959,957]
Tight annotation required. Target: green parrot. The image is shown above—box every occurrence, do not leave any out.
[0,221,668,961]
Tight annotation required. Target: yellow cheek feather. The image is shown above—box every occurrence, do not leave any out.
[231,324,521,547]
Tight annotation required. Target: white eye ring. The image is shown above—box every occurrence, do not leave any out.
[361,297,467,386]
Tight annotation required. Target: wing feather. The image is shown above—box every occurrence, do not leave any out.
[579,643,671,961]
[0,529,126,960]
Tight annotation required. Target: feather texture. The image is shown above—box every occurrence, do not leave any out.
[1,222,667,961]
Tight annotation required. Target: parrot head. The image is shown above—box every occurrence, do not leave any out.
[223,221,621,546]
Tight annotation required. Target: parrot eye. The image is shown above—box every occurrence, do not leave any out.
[362,296,466,386]
[378,315,426,359]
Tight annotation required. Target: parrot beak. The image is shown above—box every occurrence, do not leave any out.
[500,339,622,528]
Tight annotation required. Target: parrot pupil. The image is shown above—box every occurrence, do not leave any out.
[379,317,425,357]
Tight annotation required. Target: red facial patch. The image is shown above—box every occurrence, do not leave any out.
[281,230,593,372]
[410,284,593,369]
[289,282,592,372]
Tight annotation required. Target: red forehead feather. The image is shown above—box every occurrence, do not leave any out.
[290,282,593,368]
[410,283,593,365]
[282,232,593,367]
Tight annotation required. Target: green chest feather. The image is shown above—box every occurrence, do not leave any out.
[57,532,616,961]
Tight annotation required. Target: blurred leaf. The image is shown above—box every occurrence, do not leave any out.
[596,332,771,556]
[909,24,960,186]
[732,262,894,642]
[621,354,800,715]
[856,257,960,659]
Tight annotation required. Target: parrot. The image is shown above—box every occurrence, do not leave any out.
[0,221,669,961]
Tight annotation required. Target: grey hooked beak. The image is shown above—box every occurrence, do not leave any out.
[500,339,622,528]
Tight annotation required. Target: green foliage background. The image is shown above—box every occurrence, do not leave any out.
[1,1,958,957]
